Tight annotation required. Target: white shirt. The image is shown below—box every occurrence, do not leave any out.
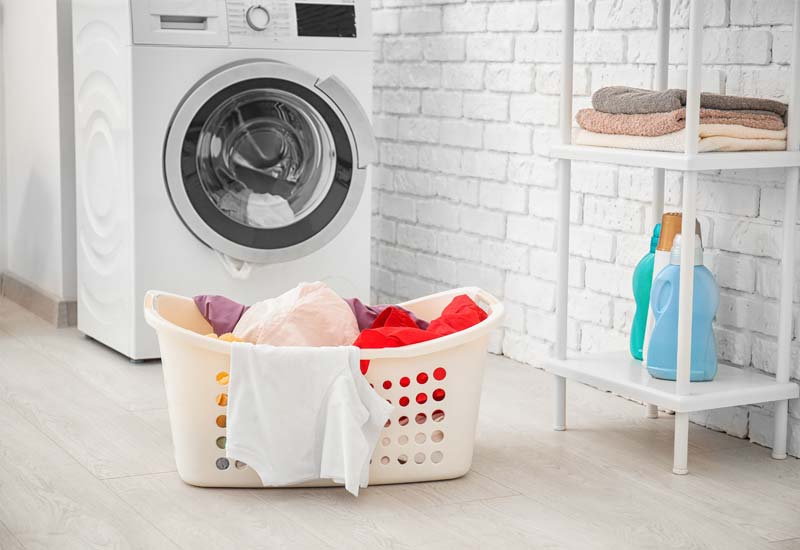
[226,344,392,496]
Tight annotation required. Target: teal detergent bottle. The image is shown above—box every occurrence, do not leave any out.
[646,234,719,381]
[630,224,661,360]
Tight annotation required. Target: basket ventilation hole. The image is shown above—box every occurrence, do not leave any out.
[216,393,228,407]
[216,415,227,428]
[398,435,409,445]
[432,388,446,402]
[398,416,409,426]
[416,372,428,384]
[382,380,392,390]
[384,419,392,428]
[399,376,410,387]
[414,452,426,464]
[415,412,427,425]
[399,396,410,407]
[380,456,390,465]
[215,371,230,386]
[432,409,445,422]
[215,436,226,449]
[431,430,444,442]
[381,437,391,447]
[215,457,230,470]
[415,432,426,444]
[416,392,427,404]
[433,367,447,381]
[234,460,247,470]
[398,454,408,465]
[431,451,444,464]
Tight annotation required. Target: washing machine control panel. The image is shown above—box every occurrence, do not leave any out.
[228,0,291,38]
[132,0,369,50]
[226,0,366,49]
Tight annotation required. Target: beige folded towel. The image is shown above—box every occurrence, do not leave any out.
[576,108,785,137]
[697,124,786,140]
[575,128,787,153]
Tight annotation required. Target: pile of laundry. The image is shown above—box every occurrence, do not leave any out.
[575,86,788,152]
[193,282,487,496]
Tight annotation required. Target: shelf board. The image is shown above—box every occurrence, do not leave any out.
[543,351,799,413]
[550,144,800,172]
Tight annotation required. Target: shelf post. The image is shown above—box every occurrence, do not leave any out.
[772,0,800,461]
[652,0,671,223]
[646,0,671,420]
[673,412,690,474]
[554,0,575,431]
[672,0,703,475]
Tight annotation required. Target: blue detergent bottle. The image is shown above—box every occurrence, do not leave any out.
[630,224,661,360]
[646,234,719,381]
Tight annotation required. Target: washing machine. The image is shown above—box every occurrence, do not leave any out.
[72,0,375,359]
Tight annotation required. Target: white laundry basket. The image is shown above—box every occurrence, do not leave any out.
[144,287,504,488]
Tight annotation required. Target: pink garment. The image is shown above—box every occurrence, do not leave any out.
[233,282,360,347]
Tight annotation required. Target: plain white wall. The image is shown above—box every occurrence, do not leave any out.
[0,0,76,300]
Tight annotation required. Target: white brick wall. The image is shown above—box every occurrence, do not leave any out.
[371,0,800,457]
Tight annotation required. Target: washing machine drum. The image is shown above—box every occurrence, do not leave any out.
[164,60,375,264]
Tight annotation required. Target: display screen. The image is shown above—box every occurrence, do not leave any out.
[295,3,356,37]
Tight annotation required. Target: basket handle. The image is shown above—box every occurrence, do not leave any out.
[143,290,163,329]
[144,290,157,313]
[472,287,500,308]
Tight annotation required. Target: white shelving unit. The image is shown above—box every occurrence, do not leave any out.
[546,0,800,474]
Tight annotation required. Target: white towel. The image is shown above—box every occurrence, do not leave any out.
[226,344,392,496]
[575,127,787,153]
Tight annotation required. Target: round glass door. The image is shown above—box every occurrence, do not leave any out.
[196,88,336,229]
[164,61,371,264]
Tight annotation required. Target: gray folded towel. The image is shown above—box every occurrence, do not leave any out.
[593,87,684,114]
[592,86,788,118]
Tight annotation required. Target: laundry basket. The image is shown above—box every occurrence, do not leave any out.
[144,287,504,488]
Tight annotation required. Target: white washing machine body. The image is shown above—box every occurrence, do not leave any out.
[72,0,375,359]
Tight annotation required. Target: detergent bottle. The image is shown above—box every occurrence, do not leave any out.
[642,212,702,365]
[630,224,661,360]
[646,234,719,381]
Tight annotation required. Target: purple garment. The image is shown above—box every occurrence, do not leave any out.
[345,298,429,331]
[193,295,248,335]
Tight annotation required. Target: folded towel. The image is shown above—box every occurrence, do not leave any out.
[592,86,788,118]
[575,128,787,153]
[592,87,684,114]
[576,108,785,137]
[696,124,786,141]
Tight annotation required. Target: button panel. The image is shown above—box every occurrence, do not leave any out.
[227,0,291,38]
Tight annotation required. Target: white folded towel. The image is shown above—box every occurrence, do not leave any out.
[575,126,787,153]
[226,344,392,496]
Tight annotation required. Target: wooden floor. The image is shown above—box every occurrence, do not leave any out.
[0,297,798,550]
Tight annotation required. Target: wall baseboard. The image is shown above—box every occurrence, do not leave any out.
[0,272,77,327]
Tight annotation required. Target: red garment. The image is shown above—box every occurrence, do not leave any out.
[354,295,488,373]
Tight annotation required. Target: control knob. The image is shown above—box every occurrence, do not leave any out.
[246,4,270,31]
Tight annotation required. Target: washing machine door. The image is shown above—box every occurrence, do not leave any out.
[164,60,375,264]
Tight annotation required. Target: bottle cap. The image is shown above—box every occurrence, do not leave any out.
[649,224,661,253]
[669,233,704,266]
[657,212,702,252]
